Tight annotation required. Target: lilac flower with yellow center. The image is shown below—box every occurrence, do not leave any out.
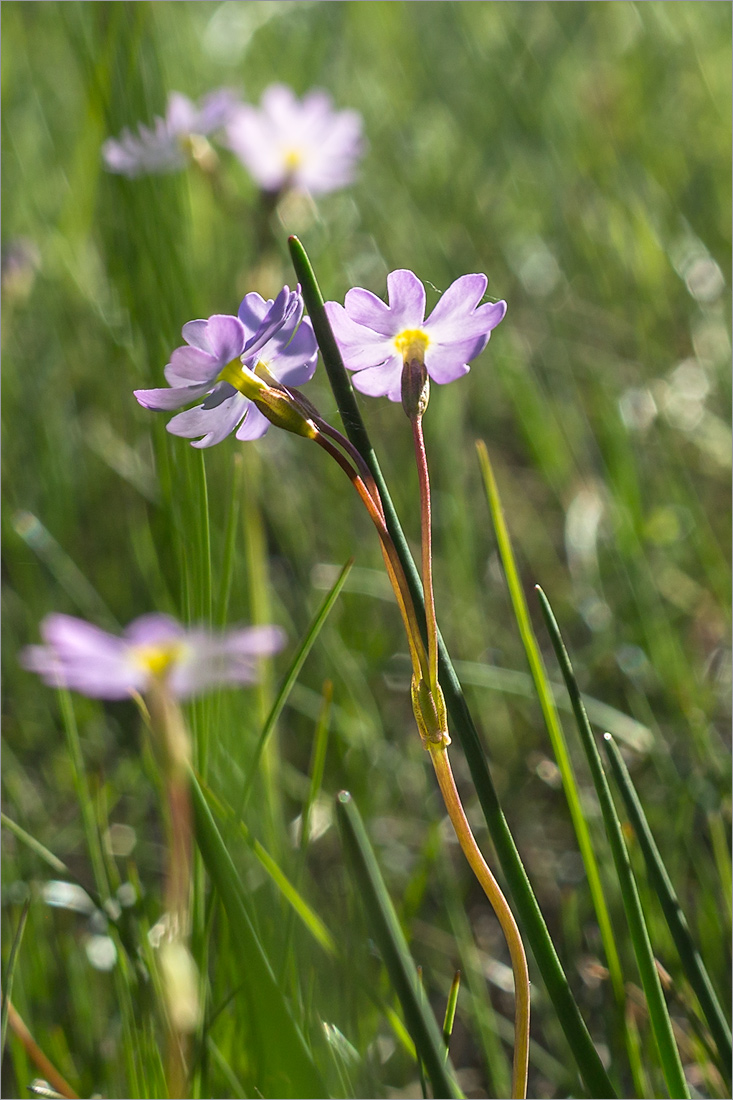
[134,285,318,447]
[226,84,363,196]
[324,270,507,402]
[102,89,240,178]
[21,613,285,701]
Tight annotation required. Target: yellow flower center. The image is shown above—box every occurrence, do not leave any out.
[394,329,429,365]
[283,148,303,171]
[133,642,185,679]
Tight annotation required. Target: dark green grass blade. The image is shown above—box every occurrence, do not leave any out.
[537,586,691,1100]
[190,771,326,1100]
[1,895,30,1057]
[335,791,463,1100]
[290,235,616,1099]
[603,733,732,1080]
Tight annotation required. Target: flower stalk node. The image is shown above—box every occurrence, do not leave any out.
[401,357,430,421]
[411,675,450,747]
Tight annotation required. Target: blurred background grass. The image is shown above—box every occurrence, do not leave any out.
[2,2,730,1098]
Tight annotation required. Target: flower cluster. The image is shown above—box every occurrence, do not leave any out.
[134,286,318,448]
[104,83,364,198]
[21,612,285,701]
[102,90,240,178]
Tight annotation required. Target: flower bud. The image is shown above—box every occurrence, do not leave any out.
[401,357,430,421]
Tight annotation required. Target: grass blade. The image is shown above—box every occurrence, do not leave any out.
[1,896,30,1057]
[189,770,326,1099]
[537,585,691,1099]
[237,557,353,816]
[335,791,464,1100]
[476,441,626,1005]
[289,235,616,1099]
[603,732,732,1079]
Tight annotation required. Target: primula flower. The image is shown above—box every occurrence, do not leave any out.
[134,285,318,447]
[226,84,363,196]
[21,613,285,701]
[102,89,240,177]
[324,270,507,402]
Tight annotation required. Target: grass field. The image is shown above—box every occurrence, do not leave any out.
[2,3,731,1098]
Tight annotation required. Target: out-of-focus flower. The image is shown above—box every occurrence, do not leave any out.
[21,612,285,700]
[102,89,240,177]
[226,84,363,195]
[134,285,318,447]
[324,270,506,401]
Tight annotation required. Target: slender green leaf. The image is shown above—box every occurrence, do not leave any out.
[537,585,690,1099]
[476,440,625,1005]
[335,791,463,1100]
[603,732,732,1080]
[1,896,30,1057]
[190,770,326,1099]
[290,236,616,1098]
[237,557,353,816]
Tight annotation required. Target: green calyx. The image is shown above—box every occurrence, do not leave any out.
[219,358,318,440]
[411,675,450,747]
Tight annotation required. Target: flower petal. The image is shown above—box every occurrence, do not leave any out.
[181,319,211,352]
[385,270,426,329]
[350,357,403,400]
[164,345,219,386]
[324,302,394,372]
[203,314,247,364]
[124,613,185,646]
[20,614,143,699]
[167,624,286,698]
[166,392,249,448]
[134,382,211,411]
[424,337,488,385]
[235,404,271,441]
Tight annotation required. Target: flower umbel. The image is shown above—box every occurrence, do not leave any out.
[102,89,240,178]
[134,285,318,447]
[324,269,507,401]
[21,613,286,700]
[226,84,364,196]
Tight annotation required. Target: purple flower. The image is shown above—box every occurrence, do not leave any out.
[21,613,286,701]
[226,84,363,196]
[134,285,318,448]
[324,270,507,401]
[102,89,240,178]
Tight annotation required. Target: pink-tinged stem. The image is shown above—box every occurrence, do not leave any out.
[411,414,440,698]
[429,745,531,1100]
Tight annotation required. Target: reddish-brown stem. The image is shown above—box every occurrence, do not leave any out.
[411,415,440,697]
[5,1000,79,1099]
[314,431,429,682]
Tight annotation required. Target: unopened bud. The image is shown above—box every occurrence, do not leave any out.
[401,358,430,421]
[411,675,450,747]
[253,388,318,439]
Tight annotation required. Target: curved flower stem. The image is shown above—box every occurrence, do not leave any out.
[411,414,440,699]
[314,430,429,683]
[5,999,79,1099]
[429,745,530,1100]
[313,415,386,523]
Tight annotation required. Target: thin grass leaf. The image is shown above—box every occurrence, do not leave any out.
[189,770,327,1099]
[476,441,626,1005]
[289,235,616,1099]
[1,896,30,1058]
[603,732,732,1080]
[442,971,461,1053]
[537,585,691,1100]
[238,557,353,816]
[335,791,464,1100]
